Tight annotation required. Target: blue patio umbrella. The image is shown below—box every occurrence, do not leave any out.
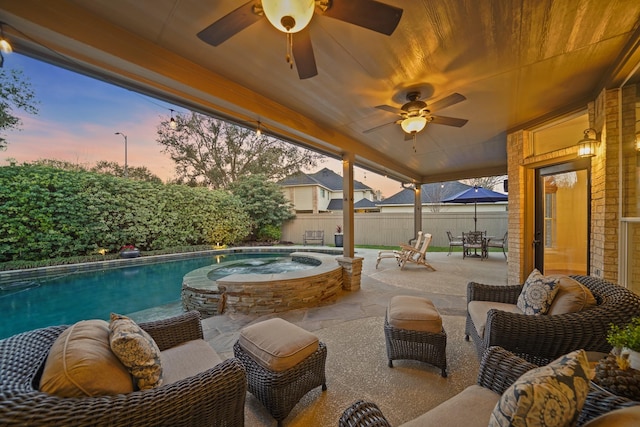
[442,186,508,232]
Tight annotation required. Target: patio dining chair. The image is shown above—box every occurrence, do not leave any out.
[486,231,508,259]
[446,231,464,256]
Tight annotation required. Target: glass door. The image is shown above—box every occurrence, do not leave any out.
[535,160,591,275]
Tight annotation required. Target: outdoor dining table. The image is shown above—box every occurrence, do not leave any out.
[462,233,494,258]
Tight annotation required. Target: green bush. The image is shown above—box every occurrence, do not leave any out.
[0,165,253,262]
[256,224,282,242]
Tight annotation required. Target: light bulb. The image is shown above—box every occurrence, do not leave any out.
[262,0,315,33]
[400,116,427,134]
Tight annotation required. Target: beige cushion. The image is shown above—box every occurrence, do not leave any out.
[582,406,640,426]
[467,301,522,339]
[161,339,223,385]
[516,269,561,315]
[109,313,163,390]
[546,276,597,315]
[238,318,319,372]
[400,385,500,427]
[387,295,442,333]
[40,319,134,397]
[489,349,592,427]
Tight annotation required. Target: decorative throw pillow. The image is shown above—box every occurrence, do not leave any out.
[109,313,163,390]
[546,276,597,315]
[40,319,134,397]
[517,269,561,315]
[489,349,592,427]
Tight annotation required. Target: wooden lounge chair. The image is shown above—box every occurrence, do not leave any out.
[397,233,435,271]
[375,231,423,269]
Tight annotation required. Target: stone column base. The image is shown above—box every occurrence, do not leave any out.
[336,256,363,291]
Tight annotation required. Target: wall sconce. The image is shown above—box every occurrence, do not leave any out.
[577,128,599,158]
[635,130,640,152]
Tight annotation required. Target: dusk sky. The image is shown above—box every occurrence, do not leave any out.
[3,53,402,197]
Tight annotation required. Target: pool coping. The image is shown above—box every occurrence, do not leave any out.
[0,246,344,286]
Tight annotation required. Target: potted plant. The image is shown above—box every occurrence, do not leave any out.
[334,225,343,248]
[119,244,141,259]
[607,317,640,370]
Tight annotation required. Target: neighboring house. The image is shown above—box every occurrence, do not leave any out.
[279,168,377,213]
[378,181,508,214]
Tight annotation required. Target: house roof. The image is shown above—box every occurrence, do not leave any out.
[279,168,372,192]
[327,197,379,211]
[379,181,473,205]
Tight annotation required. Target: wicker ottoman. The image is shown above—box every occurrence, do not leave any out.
[233,318,327,426]
[384,295,448,377]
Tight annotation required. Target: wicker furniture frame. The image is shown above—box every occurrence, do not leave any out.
[384,313,447,377]
[465,275,640,365]
[0,311,247,427]
[339,346,640,427]
[233,340,327,427]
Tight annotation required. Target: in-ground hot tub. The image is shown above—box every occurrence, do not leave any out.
[181,252,344,316]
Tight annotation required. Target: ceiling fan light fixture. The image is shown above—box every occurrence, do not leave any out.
[262,0,315,33]
[0,23,12,54]
[401,115,427,134]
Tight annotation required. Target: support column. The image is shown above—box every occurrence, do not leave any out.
[337,256,363,291]
[414,183,423,237]
[342,153,355,258]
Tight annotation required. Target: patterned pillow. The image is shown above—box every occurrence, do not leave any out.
[109,313,163,390]
[517,269,561,315]
[489,349,592,427]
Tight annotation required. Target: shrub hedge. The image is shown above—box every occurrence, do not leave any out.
[0,165,251,262]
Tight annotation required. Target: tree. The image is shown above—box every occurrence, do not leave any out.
[156,112,322,189]
[228,174,295,241]
[0,68,39,149]
[461,175,507,191]
[90,160,162,183]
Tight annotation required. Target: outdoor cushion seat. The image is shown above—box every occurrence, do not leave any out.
[384,295,447,377]
[234,318,327,427]
[465,274,640,365]
[339,346,640,427]
[0,311,247,427]
[237,317,319,371]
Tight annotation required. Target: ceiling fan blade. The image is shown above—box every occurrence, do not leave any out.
[363,120,401,134]
[404,132,413,141]
[197,1,261,46]
[318,0,403,36]
[292,27,318,79]
[430,115,468,127]
[375,104,404,115]
[427,93,466,113]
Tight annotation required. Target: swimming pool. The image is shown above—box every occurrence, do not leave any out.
[0,252,309,340]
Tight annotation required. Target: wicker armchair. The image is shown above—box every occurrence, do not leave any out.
[0,311,247,427]
[339,346,639,427]
[465,275,640,365]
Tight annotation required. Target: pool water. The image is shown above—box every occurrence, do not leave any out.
[0,252,298,340]
[207,257,315,281]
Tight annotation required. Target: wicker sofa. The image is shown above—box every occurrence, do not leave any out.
[339,346,640,427]
[0,311,246,427]
[465,275,640,365]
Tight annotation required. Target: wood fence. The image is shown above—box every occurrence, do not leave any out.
[281,212,509,248]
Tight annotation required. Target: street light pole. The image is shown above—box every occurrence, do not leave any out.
[114,132,128,178]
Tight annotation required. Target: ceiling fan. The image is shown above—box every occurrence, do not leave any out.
[365,91,469,139]
[197,0,403,79]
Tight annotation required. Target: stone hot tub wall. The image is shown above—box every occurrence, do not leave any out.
[181,252,345,316]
